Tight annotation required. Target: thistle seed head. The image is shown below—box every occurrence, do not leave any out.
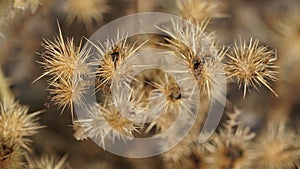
[226,38,278,98]
[0,101,43,151]
[65,0,109,30]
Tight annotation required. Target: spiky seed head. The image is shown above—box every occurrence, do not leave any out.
[145,73,183,132]
[76,102,138,147]
[0,101,43,151]
[226,38,278,98]
[158,20,226,97]
[37,24,90,84]
[158,20,214,60]
[64,0,109,30]
[48,77,88,120]
[26,154,69,169]
[193,46,226,98]
[161,134,208,169]
[90,32,145,91]
[204,135,253,169]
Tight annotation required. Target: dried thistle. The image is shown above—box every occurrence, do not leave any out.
[162,132,210,169]
[37,24,91,121]
[26,154,70,169]
[0,145,24,169]
[90,32,146,92]
[145,73,186,132]
[158,20,226,97]
[275,8,300,56]
[252,120,300,169]
[37,24,90,84]
[76,101,139,147]
[48,77,88,121]
[226,38,278,98]
[162,137,194,169]
[177,0,225,22]
[204,111,255,169]
[64,0,109,30]
[0,100,43,151]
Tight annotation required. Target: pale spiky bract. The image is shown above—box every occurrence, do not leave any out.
[226,38,278,97]
[76,101,138,146]
[146,73,191,132]
[65,0,109,30]
[26,154,70,169]
[72,121,88,141]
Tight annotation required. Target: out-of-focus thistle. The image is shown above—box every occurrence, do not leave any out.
[0,68,44,169]
[26,154,70,169]
[64,0,109,30]
[0,0,39,38]
[0,101,43,151]
[204,111,255,169]
[13,0,40,13]
[252,119,300,169]
[0,144,23,169]
[177,0,226,23]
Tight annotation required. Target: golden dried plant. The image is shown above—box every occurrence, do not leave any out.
[90,32,146,92]
[158,20,226,97]
[204,111,255,169]
[75,101,139,146]
[64,0,109,30]
[226,38,278,97]
[30,2,288,169]
[26,154,70,169]
[36,24,91,121]
[252,120,300,169]
[0,101,43,151]
[37,24,90,84]
[177,0,225,22]
[48,77,88,120]
[0,145,24,169]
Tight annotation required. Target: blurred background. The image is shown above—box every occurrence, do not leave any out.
[1,0,300,168]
